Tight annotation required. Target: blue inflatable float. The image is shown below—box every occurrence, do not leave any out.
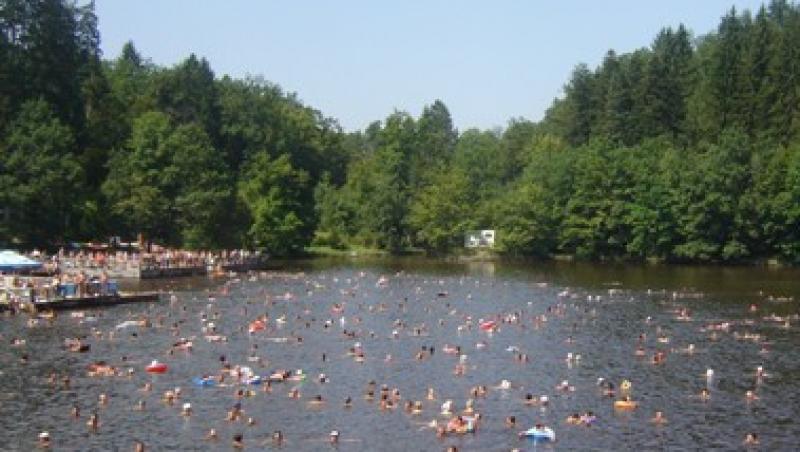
[522,426,556,442]
[193,377,216,387]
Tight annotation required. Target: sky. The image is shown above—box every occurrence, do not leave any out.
[96,0,767,132]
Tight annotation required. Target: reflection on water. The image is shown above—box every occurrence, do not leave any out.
[2,258,800,451]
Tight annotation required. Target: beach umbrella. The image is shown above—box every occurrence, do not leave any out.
[0,250,43,272]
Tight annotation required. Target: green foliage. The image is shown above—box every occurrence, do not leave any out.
[103,112,232,248]
[408,168,474,253]
[6,0,800,265]
[238,153,310,256]
[0,99,83,243]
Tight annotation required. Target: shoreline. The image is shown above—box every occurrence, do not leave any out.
[299,247,794,269]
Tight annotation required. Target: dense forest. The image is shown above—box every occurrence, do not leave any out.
[2,1,800,264]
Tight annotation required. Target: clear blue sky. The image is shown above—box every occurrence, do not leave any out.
[96,0,767,132]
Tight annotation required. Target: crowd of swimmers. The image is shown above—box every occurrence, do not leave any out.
[3,269,787,450]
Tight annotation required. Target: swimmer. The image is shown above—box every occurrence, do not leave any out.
[505,415,516,427]
[232,433,244,449]
[204,429,218,441]
[182,403,192,416]
[699,388,711,401]
[99,393,108,405]
[743,432,759,445]
[745,390,759,401]
[566,413,581,424]
[134,400,145,411]
[650,411,667,424]
[441,400,453,416]
[581,411,597,425]
[556,380,575,392]
[71,405,80,418]
[38,432,50,448]
[344,397,352,408]
[134,440,145,452]
[87,412,100,431]
[272,430,283,445]
[427,387,436,400]
[329,430,339,444]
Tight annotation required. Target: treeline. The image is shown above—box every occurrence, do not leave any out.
[318,1,800,263]
[0,0,346,255]
[2,1,800,263]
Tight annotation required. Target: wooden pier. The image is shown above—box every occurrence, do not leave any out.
[1,291,161,312]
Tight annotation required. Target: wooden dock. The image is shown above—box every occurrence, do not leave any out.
[1,292,161,312]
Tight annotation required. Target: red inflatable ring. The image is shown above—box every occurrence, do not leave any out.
[146,360,168,373]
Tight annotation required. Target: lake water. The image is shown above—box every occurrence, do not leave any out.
[1,258,800,451]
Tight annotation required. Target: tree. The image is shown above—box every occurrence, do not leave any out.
[103,112,233,248]
[640,26,693,139]
[103,111,174,243]
[238,152,311,255]
[153,54,221,144]
[408,168,474,253]
[165,123,232,248]
[412,99,457,185]
[0,99,83,243]
[560,64,596,146]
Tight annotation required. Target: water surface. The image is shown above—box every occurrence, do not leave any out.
[1,258,799,451]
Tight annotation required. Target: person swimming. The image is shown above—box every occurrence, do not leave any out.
[87,412,100,431]
[37,432,50,449]
[743,432,759,445]
[650,411,667,424]
[232,433,244,449]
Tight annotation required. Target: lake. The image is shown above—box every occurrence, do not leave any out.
[1,258,799,451]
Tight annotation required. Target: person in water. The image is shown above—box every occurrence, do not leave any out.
[744,432,759,445]
[650,411,667,424]
[87,412,100,431]
[37,432,50,449]
[232,433,244,449]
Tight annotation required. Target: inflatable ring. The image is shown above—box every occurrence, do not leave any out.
[614,400,638,409]
[146,361,168,373]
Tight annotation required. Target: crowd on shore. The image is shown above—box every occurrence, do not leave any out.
[6,246,265,276]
